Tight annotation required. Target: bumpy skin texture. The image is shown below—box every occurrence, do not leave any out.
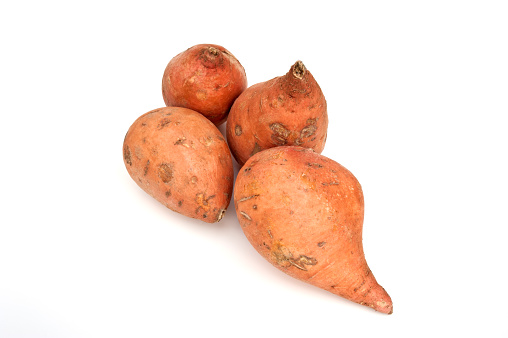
[234,147,392,314]
[162,44,247,126]
[123,107,234,223]
[226,61,327,166]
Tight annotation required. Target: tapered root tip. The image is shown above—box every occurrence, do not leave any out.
[374,300,393,315]
[292,60,306,79]
[370,287,393,314]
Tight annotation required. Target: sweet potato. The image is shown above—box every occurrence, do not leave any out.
[123,107,233,223]
[162,44,247,125]
[233,146,392,313]
[226,61,328,166]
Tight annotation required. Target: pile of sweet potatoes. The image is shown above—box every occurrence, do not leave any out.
[123,44,392,314]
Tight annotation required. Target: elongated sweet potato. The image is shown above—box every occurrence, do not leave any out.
[234,146,392,313]
[226,61,327,166]
[162,44,247,125]
[123,107,233,223]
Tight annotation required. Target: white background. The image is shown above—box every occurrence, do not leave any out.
[1,1,507,337]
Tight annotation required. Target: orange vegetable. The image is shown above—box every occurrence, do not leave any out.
[233,146,392,313]
[123,107,233,222]
[226,61,327,166]
[162,44,247,125]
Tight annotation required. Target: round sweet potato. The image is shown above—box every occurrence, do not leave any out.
[226,61,328,166]
[162,44,247,125]
[123,107,234,223]
[234,146,392,313]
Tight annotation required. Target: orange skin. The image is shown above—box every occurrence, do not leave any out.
[226,61,328,166]
[162,44,247,126]
[234,147,392,314]
[123,107,234,223]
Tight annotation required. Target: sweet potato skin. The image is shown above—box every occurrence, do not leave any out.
[226,61,328,166]
[162,44,247,125]
[234,146,392,313]
[123,107,233,223]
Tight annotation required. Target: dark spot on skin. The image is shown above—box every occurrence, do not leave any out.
[123,145,132,166]
[270,123,290,146]
[244,167,252,173]
[307,162,323,168]
[158,163,173,183]
[354,279,366,293]
[174,138,190,147]
[157,118,171,129]
[253,205,257,209]
[235,125,242,136]
[141,123,147,127]
[251,142,261,156]
[178,201,183,207]
[322,182,340,186]
[318,241,326,247]
[144,160,150,176]
[203,214,207,218]
[300,124,317,139]
[295,118,318,145]
[165,190,171,197]
[142,138,147,143]
[238,195,259,203]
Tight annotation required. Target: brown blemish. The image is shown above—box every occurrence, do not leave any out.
[178,200,183,207]
[143,160,150,176]
[251,142,262,156]
[165,190,171,197]
[123,145,132,166]
[238,195,259,203]
[235,125,242,136]
[269,123,290,146]
[191,176,198,184]
[301,124,317,139]
[252,205,257,209]
[174,137,193,148]
[322,182,340,186]
[317,241,326,247]
[354,279,367,293]
[157,117,171,129]
[272,242,317,271]
[307,162,323,168]
[158,163,173,183]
